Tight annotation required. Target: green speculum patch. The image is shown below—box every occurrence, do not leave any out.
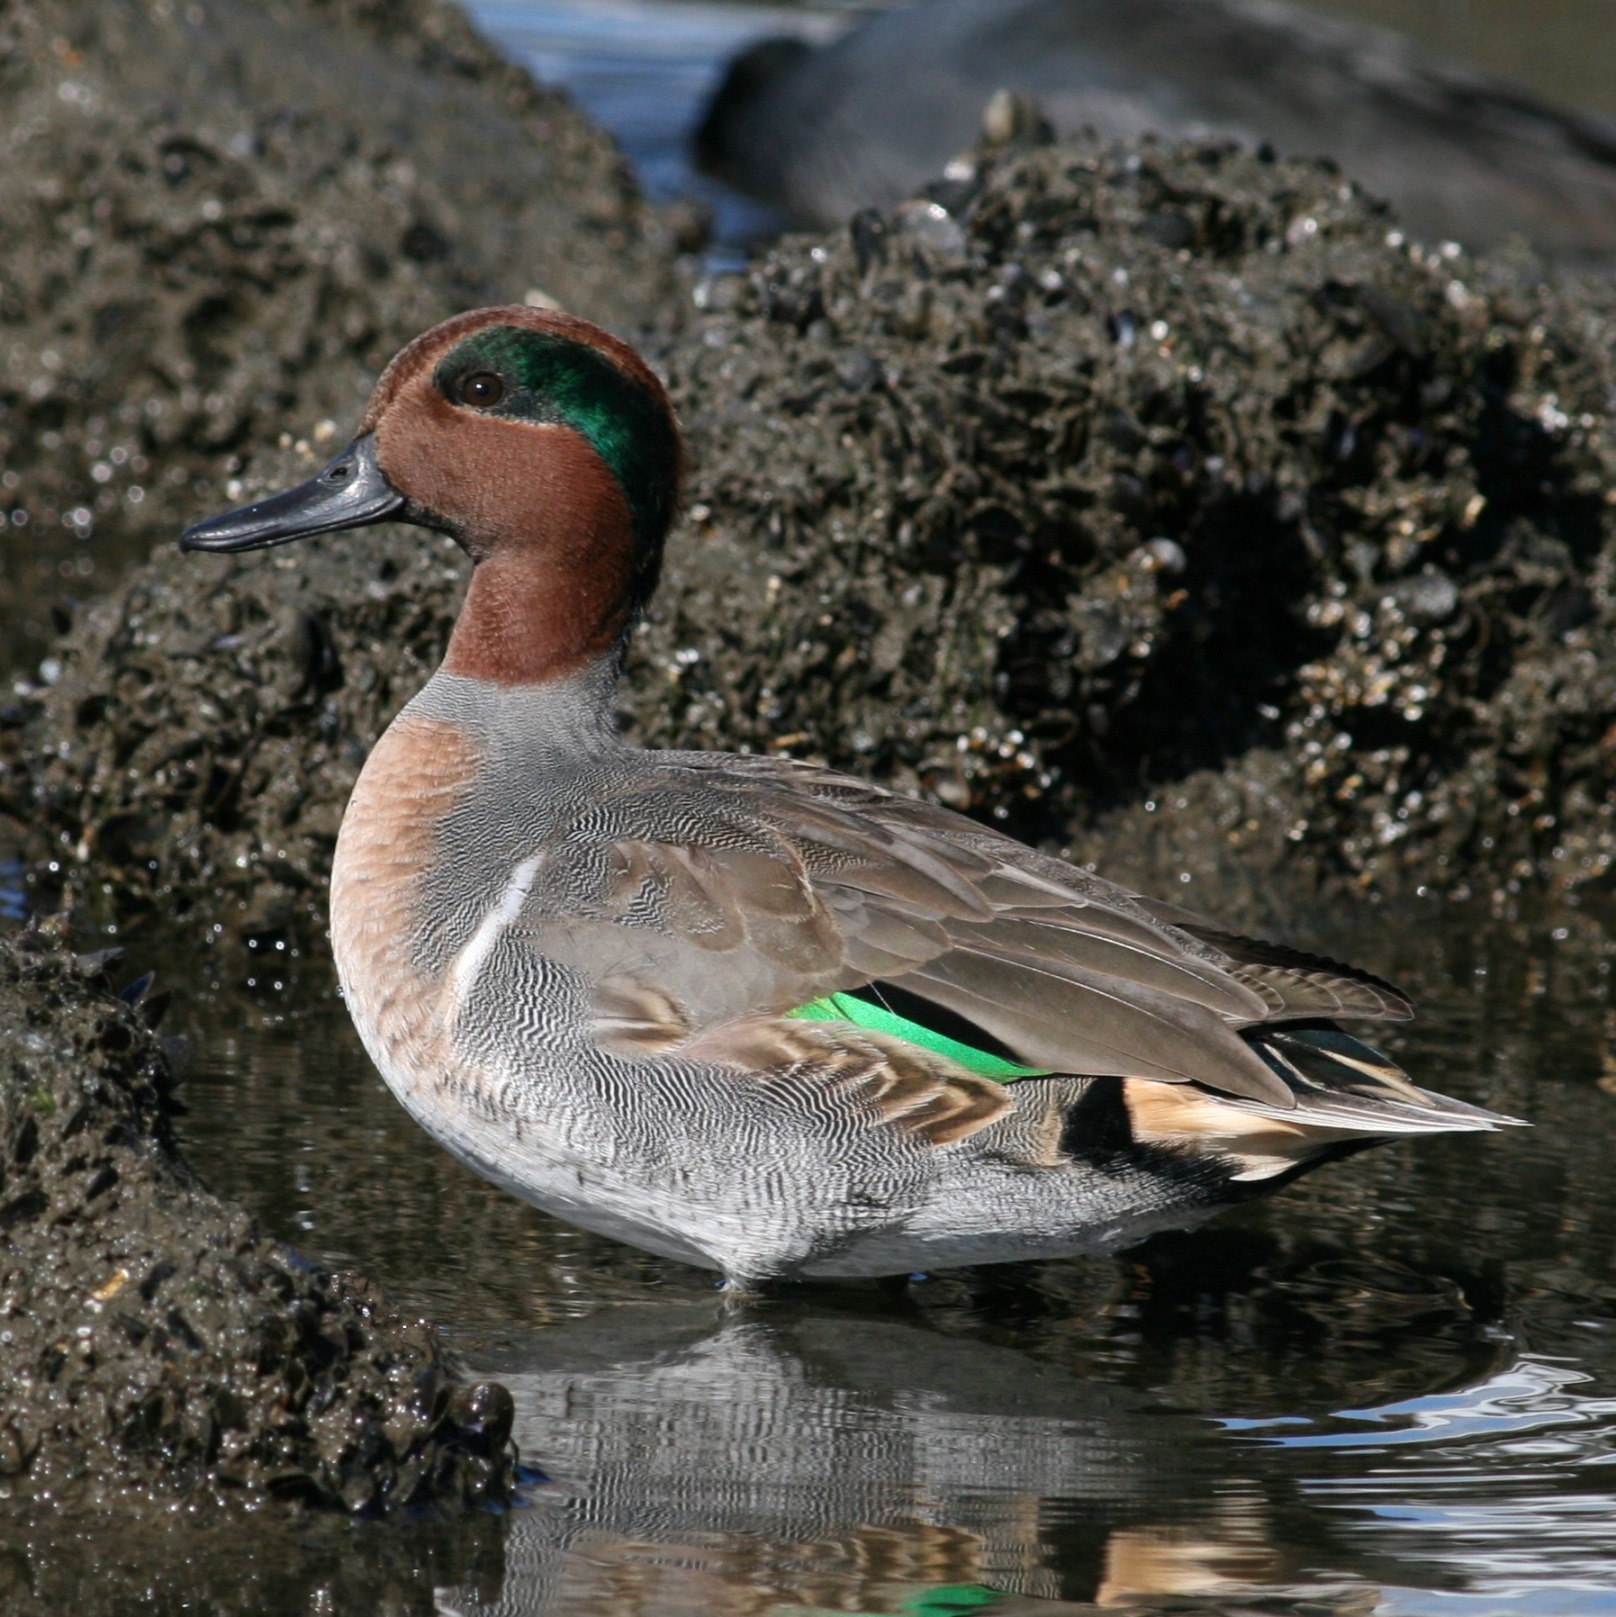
[435,326,679,557]
[786,991,1049,1081]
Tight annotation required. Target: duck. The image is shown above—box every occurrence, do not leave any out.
[181,305,1518,1287]
[697,0,1616,263]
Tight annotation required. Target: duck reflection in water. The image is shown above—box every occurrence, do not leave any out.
[435,1301,1426,1615]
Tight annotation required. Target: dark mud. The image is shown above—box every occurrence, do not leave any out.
[5,462,469,941]
[0,1504,511,1617]
[9,133,1616,938]
[0,927,517,1511]
[0,0,686,671]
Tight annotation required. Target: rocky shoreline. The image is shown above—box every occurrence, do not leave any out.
[0,0,653,1518]
[0,929,518,1512]
[3,0,1615,1523]
[8,130,1616,941]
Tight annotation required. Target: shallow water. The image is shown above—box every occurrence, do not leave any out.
[12,3,1616,1611]
[136,894,1616,1614]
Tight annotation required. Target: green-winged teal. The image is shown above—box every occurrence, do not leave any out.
[182,306,1518,1286]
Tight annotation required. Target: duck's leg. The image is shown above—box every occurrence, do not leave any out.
[716,1272,791,1308]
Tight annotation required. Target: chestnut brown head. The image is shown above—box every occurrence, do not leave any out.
[183,306,684,684]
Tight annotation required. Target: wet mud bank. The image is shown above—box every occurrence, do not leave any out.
[0,0,686,670]
[0,929,518,1512]
[8,132,1616,938]
[647,135,1616,918]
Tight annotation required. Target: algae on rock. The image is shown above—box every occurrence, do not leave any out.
[8,137,1616,939]
[0,929,517,1510]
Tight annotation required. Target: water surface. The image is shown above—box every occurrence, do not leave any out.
[16,4,1616,1611]
[158,896,1616,1614]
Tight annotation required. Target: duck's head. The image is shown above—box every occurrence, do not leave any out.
[181,306,682,684]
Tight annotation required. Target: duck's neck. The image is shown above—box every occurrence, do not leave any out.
[412,656,624,755]
[443,546,632,687]
[430,415,646,687]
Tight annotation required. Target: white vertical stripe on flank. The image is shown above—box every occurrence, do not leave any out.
[448,853,545,1006]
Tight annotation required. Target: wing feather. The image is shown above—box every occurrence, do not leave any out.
[899,947,1294,1104]
[511,753,1444,1138]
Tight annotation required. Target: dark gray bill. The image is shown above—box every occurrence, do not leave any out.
[180,435,405,553]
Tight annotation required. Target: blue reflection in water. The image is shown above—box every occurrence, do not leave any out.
[467,0,850,259]
[1232,1356,1616,1613]
[0,858,26,921]
[1243,1357,1609,1449]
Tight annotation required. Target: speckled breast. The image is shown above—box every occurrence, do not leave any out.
[328,708,485,1101]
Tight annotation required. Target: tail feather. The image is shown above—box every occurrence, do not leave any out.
[1132,898,1415,1023]
[1252,1024,1524,1135]
[1119,1022,1523,1185]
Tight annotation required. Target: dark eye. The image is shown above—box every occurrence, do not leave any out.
[456,371,506,408]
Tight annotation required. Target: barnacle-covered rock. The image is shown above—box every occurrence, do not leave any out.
[0,928,518,1510]
[640,138,1616,905]
[8,135,1616,937]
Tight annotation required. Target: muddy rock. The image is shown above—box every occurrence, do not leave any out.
[4,438,469,940]
[640,139,1616,912]
[0,927,518,1509]
[0,0,684,669]
[8,136,1616,937]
